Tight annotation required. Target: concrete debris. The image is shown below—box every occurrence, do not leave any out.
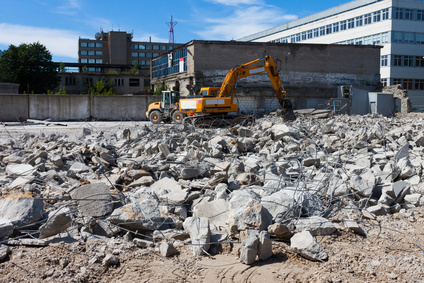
[1,113,424,265]
[290,230,328,261]
[0,244,10,261]
[102,254,120,266]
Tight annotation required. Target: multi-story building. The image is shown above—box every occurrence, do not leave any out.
[238,0,424,111]
[78,30,182,73]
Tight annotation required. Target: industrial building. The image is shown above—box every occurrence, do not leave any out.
[151,40,381,113]
[78,30,182,73]
[238,0,424,111]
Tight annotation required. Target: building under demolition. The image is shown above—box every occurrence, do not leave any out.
[151,40,381,111]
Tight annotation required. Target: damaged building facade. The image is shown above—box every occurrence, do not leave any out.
[151,40,381,113]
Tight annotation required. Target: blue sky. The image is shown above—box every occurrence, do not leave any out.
[0,0,352,62]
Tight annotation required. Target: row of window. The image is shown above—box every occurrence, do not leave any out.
[383,78,424,90]
[152,48,187,78]
[80,42,102,48]
[272,8,390,43]
[80,50,102,56]
[335,31,424,46]
[65,77,143,87]
[131,52,160,58]
[131,60,151,66]
[79,59,103,64]
[132,44,174,50]
[393,7,424,21]
[114,78,145,87]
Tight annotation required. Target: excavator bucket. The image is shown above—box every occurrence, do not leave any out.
[281,99,296,121]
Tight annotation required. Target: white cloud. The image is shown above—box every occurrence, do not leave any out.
[207,0,263,6]
[54,0,81,16]
[0,23,82,59]
[195,5,297,40]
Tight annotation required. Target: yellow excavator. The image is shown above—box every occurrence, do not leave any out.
[146,55,294,124]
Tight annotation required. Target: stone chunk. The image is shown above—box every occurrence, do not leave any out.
[295,216,337,236]
[257,231,273,261]
[183,217,211,257]
[133,238,154,248]
[0,244,10,261]
[70,183,113,217]
[350,170,376,197]
[39,207,72,239]
[193,199,229,231]
[0,222,14,239]
[290,230,328,261]
[267,223,293,240]
[240,236,258,265]
[0,193,44,227]
[159,242,178,257]
[102,254,119,266]
[6,164,35,176]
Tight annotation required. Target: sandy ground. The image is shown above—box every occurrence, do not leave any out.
[1,207,423,283]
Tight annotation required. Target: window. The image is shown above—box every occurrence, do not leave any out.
[138,60,146,65]
[381,55,388,66]
[417,10,424,21]
[403,79,413,89]
[96,59,102,64]
[364,36,372,45]
[403,55,414,66]
[138,52,146,57]
[295,33,301,41]
[95,51,102,56]
[394,8,403,19]
[364,13,372,24]
[416,56,424,67]
[146,53,153,58]
[95,43,102,48]
[139,45,146,49]
[417,33,424,44]
[381,32,389,43]
[381,78,387,87]
[88,59,95,63]
[80,58,87,63]
[393,55,402,66]
[393,32,403,43]
[290,34,296,43]
[132,52,138,57]
[88,42,95,47]
[355,38,363,45]
[307,30,313,39]
[325,25,332,35]
[332,22,339,33]
[167,46,174,50]
[415,79,424,90]
[65,77,76,86]
[80,50,87,55]
[340,20,346,30]
[132,44,139,49]
[80,42,87,47]
[313,28,319,37]
[393,78,402,85]
[348,18,355,29]
[302,31,307,40]
[153,53,159,57]
[145,45,152,50]
[356,16,363,27]
[382,8,389,20]
[404,32,415,43]
[88,67,95,72]
[373,11,381,22]
[404,9,414,20]
[114,79,124,86]
[83,77,93,84]
[373,34,381,45]
[129,78,140,87]
[88,51,95,56]
[153,45,159,50]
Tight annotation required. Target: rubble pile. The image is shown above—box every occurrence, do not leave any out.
[1,113,424,266]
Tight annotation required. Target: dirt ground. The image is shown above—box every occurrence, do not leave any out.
[1,206,423,283]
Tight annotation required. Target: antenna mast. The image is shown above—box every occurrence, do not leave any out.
[167,15,177,44]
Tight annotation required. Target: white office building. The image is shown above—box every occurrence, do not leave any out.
[238,0,424,111]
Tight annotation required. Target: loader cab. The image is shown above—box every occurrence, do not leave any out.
[162,91,180,108]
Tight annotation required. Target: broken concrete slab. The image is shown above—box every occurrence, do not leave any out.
[295,216,337,236]
[183,217,211,257]
[39,207,72,239]
[0,193,44,227]
[6,164,35,176]
[193,198,229,231]
[0,222,14,239]
[70,183,113,217]
[159,242,179,257]
[257,231,273,261]
[239,236,258,265]
[290,230,328,261]
[267,223,294,240]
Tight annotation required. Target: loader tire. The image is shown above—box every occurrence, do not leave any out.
[172,111,185,123]
[149,110,162,124]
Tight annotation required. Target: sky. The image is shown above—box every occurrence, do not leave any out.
[0,0,352,62]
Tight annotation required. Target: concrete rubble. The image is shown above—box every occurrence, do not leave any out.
[1,112,424,266]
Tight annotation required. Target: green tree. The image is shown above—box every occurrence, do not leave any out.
[87,78,115,95]
[0,42,60,93]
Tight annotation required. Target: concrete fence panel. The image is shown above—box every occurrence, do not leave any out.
[0,94,29,122]
[29,94,90,121]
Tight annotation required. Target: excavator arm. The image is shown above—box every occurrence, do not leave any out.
[217,56,288,110]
